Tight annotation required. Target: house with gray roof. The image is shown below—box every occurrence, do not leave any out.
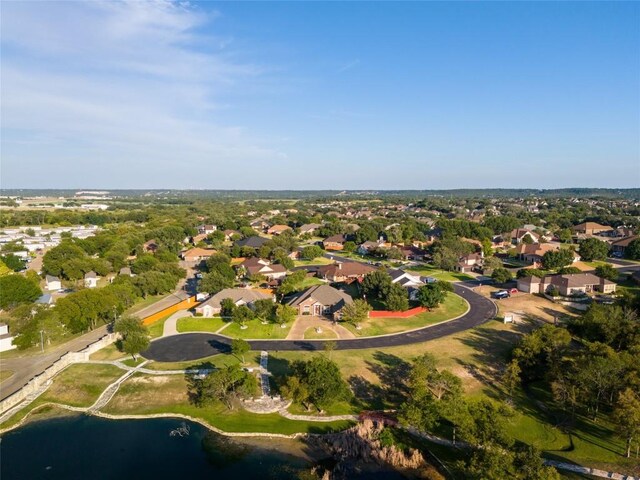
[287,284,353,319]
[195,288,273,317]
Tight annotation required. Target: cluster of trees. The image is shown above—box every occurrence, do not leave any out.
[509,308,640,458]
[114,315,149,360]
[578,238,610,262]
[362,270,409,311]
[0,274,42,309]
[189,364,258,410]
[430,237,475,271]
[199,253,236,294]
[219,297,296,328]
[281,356,352,412]
[399,353,559,479]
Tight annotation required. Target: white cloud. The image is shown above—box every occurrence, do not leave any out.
[1,0,287,188]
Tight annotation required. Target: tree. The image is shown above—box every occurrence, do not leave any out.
[289,356,351,411]
[340,299,371,328]
[199,271,234,294]
[191,365,257,409]
[503,359,521,395]
[0,275,42,309]
[362,270,392,300]
[280,375,311,411]
[220,298,237,318]
[557,228,573,244]
[491,267,513,284]
[612,388,640,458]
[579,238,610,261]
[232,305,253,328]
[483,255,503,271]
[625,238,640,260]
[114,315,149,360]
[253,298,275,323]
[417,283,446,309]
[1,254,25,272]
[275,303,296,326]
[542,249,575,270]
[231,338,250,364]
[595,263,619,282]
[386,283,409,311]
[301,245,323,260]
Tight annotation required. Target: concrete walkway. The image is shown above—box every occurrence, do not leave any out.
[162,310,193,337]
[287,315,356,340]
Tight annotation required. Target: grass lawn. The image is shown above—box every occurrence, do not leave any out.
[295,276,326,289]
[147,314,171,339]
[177,316,228,333]
[343,293,468,337]
[39,363,123,408]
[104,373,353,435]
[293,257,333,267]
[222,320,291,340]
[89,343,127,361]
[0,370,14,383]
[125,293,171,315]
[303,327,338,340]
[405,265,473,282]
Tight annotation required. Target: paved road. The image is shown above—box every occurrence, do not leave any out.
[143,283,497,362]
[0,325,110,401]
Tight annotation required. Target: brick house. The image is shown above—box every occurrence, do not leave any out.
[287,284,353,318]
[317,261,376,282]
[517,273,616,296]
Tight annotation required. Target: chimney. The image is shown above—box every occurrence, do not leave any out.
[338,263,342,270]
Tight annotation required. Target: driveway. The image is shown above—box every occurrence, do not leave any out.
[143,283,497,362]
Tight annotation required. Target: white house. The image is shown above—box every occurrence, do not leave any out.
[84,271,99,288]
[45,275,62,291]
[0,323,16,352]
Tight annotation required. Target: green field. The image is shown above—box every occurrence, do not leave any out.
[342,293,469,337]
[222,320,291,339]
[303,327,338,340]
[405,265,474,282]
[293,257,333,267]
[177,316,227,333]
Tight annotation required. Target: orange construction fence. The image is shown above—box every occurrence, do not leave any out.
[369,306,428,318]
[142,296,198,326]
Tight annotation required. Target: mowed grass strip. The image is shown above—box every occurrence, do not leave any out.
[104,373,352,435]
[405,265,474,282]
[343,293,468,337]
[303,327,338,340]
[177,316,227,333]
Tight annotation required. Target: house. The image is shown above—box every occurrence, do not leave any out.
[517,273,616,296]
[388,269,424,288]
[267,224,292,235]
[509,229,540,244]
[223,229,241,241]
[84,271,99,288]
[45,275,62,291]
[181,248,217,263]
[357,240,385,255]
[197,224,217,235]
[515,243,580,265]
[191,233,208,244]
[235,236,270,249]
[194,288,273,317]
[611,236,638,256]
[287,284,353,319]
[317,261,376,282]
[35,293,54,306]
[609,226,635,238]
[119,267,133,276]
[323,234,347,251]
[454,253,483,273]
[572,222,612,236]
[250,219,271,232]
[238,257,288,280]
[143,239,159,253]
[299,223,321,235]
[396,244,428,261]
[0,323,16,352]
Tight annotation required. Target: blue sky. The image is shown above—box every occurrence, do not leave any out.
[1,1,638,189]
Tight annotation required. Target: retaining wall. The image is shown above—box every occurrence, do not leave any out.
[0,333,118,415]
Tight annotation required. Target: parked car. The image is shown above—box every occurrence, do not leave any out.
[492,290,511,300]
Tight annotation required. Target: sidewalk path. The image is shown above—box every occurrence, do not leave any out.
[162,311,193,337]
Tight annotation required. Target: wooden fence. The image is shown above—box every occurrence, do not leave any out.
[369,306,428,318]
[142,296,198,325]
